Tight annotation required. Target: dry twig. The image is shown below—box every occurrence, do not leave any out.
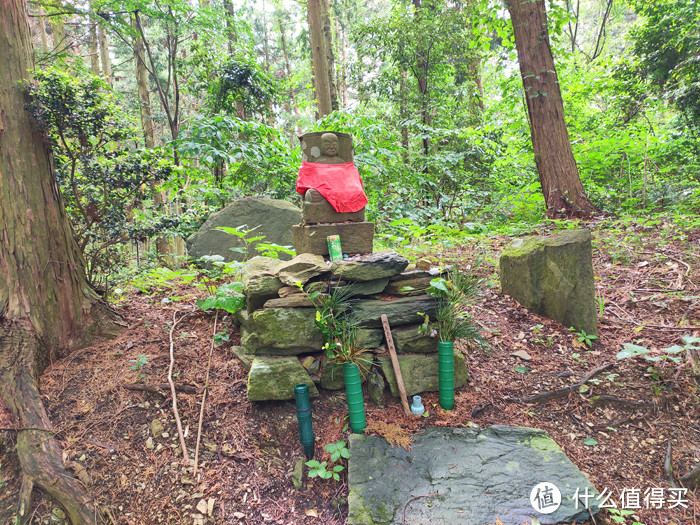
[511,363,614,404]
[402,492,440,524]
[168,311,190,465]
[193,311,218,478]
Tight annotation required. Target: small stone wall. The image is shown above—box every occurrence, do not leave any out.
[233,252,469,402]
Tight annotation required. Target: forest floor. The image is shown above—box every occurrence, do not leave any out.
[1,218,699,525]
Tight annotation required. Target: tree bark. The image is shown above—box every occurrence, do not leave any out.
[1,1,124,523]
[98,21,112,86]
[51,4,66,53]
[307,0,332,117]
[506,0,597,218]
[321,0,338,111]
[277,12,301,128]
[88,9,100,75]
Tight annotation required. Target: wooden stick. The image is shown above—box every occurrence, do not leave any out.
[193,311,218,478]
[381,314,412,416]
[168,311,190,465]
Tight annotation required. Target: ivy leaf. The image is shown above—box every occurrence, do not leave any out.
[513,366,530,373]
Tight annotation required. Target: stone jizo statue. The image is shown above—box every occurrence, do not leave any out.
[314,133,346,164]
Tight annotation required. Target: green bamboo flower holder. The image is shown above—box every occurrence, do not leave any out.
[438,340,455,410]
[343,362,366,434]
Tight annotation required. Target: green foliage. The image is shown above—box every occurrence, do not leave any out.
[305,440,349,481]
[129,354,150,380]
[421,265,484,344]
[25,67,173,287]
[607,508,645,525]
[570,328,598,348]
[324,440,350,463]
[196,282,245,314]
[617,337,699,369]
[213,331,230,346]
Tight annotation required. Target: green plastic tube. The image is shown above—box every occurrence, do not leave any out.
[294,384,315,459]
[343,362,366,434]
[438,341,455,410]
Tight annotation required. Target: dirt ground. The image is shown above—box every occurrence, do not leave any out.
[1,218,699,525]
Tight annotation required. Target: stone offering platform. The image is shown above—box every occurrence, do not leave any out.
[348,426,600,525]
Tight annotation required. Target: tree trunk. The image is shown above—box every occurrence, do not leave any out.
[51,6,66,53]
[38,5,49,52]
[278,13,301,128]
[98,21,112,86]
[0,1,124,523]
[506,0,597,218]
[88,9,100,75]
[307,0,332,117]
[321,0,338,111]
[413,0,429,155]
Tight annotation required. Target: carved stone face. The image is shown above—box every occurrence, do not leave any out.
[321,134,339,157]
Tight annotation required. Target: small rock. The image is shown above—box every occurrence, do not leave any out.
[150,419,164,437]
[291,457,305,490]
[145,437,154,450]
[416,258,432,270]
[233,512,246,520]
[278,286,303,298]
[308,358,321,375]
[300,356,315,369]
[511,350,532,361]
[196,499,208,515]
[207,498,215,517]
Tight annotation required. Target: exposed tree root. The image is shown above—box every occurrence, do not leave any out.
[680,464,700,490]
[1,329,102,525]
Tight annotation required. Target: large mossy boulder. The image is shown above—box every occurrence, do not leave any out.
[247,357,318,401]
[377,348,467,397]
[241,308,322,355]
[348,426,600,524]
[186,197,300,263]
[499,228,597,335]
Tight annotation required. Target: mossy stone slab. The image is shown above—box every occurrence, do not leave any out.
[242,308,322,355]
[330,251,408,282]
[391,325,438,353]
[377,349,467,397]
[352,295,436,329]
[348,426,600,524]
[247,357,318,401]
[500,228,597,335]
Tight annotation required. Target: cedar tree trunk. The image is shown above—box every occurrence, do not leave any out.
[308,0,332,117]
[0,0,124,522]
[506,0,597,218]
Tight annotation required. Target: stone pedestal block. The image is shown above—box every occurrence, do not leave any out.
[292,222,374,256]
[302,189,365,224]
[500,228,597,335]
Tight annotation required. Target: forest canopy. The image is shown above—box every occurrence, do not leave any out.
[19,0,700,285]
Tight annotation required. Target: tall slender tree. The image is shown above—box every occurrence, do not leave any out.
[0,0,124,522]
[506,0,597,217]
[308,0,332,117]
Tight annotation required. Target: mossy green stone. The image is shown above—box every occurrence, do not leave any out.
[378,349,468,397]
[500,228,597,335]
[247,357,318,401]
[242,308,322,355]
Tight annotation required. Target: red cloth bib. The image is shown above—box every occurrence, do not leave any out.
[296,161,368,213]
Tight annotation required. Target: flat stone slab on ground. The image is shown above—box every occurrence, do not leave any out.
[348,426,599,525]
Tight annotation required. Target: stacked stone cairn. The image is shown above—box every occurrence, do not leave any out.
[232,130,468,402]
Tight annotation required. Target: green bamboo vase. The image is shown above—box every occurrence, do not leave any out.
[343,362,366,433]
[438,341,455,410]
[294,384,315,459]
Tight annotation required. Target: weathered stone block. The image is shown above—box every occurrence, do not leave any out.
[352,295,436,329]
[357,328,384,348]
[186,197,299,263]
[241,308,322,355]
[231,345,254,371]
[339,277,390,297]
[263,295,314,308]
[292,222,374,256]
[247,357,318,401]
[302,189,365,224]
[245,275,284,312]
[500,228,597,335]
[330,252,409,282]
[392,325,438,353]
[378,348,467,397]
[276,253,329,286]
[320,358,346,390]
